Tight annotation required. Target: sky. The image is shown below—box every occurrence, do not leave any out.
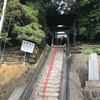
[51,0,70,14]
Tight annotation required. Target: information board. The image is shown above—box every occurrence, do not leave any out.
[21,40,35,53]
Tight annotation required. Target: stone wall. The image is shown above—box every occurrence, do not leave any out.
[68,54,88,100]
[69,54,100,100]
[0,67,33,100]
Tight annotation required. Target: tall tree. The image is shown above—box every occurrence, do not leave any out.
[13,2,45,44]
[70,0,100,40]
[3,0,45,47]
[0,0,8,56]
[26,1,47,29]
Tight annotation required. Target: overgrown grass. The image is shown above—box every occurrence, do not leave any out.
[76,43,100,55]
[2,45,44,67]
[82,49,93,55]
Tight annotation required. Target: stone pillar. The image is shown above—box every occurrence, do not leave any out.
[88,53,99,81]
[83,53,100,100]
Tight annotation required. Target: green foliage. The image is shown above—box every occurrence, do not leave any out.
[45,1,58,15]
[0,0,3,15]
[66,0,75,4]
[82,49,93,55]
[0,0,11,43]
[70,1,100,40]
[26,2,47,29]
[3,1,46,45]
[0,35,10,42]
[78,27,86,34]
[16,2,38,22]
[15,2,45,44]
[97,49,100,55]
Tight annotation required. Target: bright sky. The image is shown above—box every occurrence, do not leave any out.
[51,0,71,14]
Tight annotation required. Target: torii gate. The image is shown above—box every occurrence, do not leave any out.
[46,14,76,47]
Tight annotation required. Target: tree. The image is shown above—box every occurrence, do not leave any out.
[13,2,45,44]
[26,2,47,29]
[0,0,9,56]
[70,0,100,40]
[45,1,58,15]
[2,0,45,47]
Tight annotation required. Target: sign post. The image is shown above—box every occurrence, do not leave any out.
[23,52,26,65]
[21,40,35,65]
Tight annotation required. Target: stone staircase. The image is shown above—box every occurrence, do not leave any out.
[29,47,64,100]
[83,81,100,100]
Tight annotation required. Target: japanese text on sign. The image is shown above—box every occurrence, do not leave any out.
[21,40,35,53]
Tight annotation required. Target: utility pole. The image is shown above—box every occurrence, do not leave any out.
[0,0,7,33]
[0,0,7,58]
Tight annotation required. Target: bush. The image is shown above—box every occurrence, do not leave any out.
[82,49,93,55]
[97,48,100,55]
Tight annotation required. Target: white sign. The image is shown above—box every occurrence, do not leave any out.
[88,53,99,81]
[21,40,35,53]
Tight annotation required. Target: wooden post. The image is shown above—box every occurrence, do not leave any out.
[23,52,26,65]
[72,21,76,46]
[67,33,69,49]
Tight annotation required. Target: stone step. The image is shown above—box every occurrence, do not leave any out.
[42,66,62,70]
[36,82,60,87]
[30,96,58,100]
[41,70,62,75]
[38,79,60,84]
[52,64,63,67]
[40,71,61,76]
[44,62,63,66]
[84,87,100,91]
[39,75,61,80]
[38,74,61,80]
[86,81,100,87]
[38,78,61,83]
[40,72,61,77]
[41,69,62,74]
[36,83,60,88]
[34,91,59,97]
[53,56,63,59]
[42,67,62,72]
[34,87,60,92]
[45,61,62,66]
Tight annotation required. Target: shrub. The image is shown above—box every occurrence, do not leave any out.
[82,49,93,55]
[97,48,100,55]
